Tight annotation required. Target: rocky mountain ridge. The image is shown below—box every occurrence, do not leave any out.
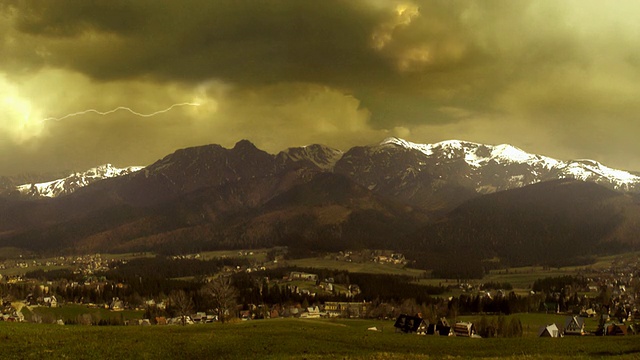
[6,138,638,205]
[1,138,640,269]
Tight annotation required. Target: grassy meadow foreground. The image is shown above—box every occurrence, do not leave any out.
[1,249,640,358]
[1,318,640,360]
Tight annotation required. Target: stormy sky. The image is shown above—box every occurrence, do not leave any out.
[1,0,640,176]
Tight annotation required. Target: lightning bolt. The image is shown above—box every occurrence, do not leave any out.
[40,102,201,123]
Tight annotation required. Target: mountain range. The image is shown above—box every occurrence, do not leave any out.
[1,138,639,273]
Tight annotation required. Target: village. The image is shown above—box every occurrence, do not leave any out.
[0,274,370,326]
[0,249,637,341]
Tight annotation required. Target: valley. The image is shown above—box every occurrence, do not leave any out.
[0,247,638,321]
[0,244,638,358]
[0,138,639,356]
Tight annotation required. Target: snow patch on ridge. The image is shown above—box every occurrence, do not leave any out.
[560,160,639,187]
[382,137,640,190]
[16,164,143,198]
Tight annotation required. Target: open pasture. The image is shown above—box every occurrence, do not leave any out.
[0,318,639,359]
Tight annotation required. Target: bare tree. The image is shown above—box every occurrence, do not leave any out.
[201,276,239,323]
[169,290,194,326]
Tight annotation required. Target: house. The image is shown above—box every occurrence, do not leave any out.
[390,253,405,264]
[348,285,360,296]
[289,272,319,282]
[286,306,300,317]
[240,310,252,320]
[269,309,280,319]
[191,312,207,323]
[43,295,58,308]
[320,282,334,292]
[24,294,35,306]
[168,316,193,325]
[393,314,428,335]
[453,322,477,337]
[300,306,322,319]
[110,297,125,311]
[604,323,631,336]
[426,317,452,336]
[323,301,369,318]
[563,316,585,336]
[538,324,561,337]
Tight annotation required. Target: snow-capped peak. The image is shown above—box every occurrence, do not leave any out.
[382,137,559,167]
[382,137,480,157]
[16,164,143,198]
[382,137,640,191]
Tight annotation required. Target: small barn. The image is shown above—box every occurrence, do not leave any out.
[538,323,561,338]
[394,314,428,335]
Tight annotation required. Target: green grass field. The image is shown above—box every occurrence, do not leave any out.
[200,249,270,262]
[285,257,427,277]
[0,318,639,359]
[455,313,602,337]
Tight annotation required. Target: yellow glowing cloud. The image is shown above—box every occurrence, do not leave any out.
[371,2,420,50]
[0,76,44,142]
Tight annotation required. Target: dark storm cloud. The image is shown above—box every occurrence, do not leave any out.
[8,0,144,37]
[2,0,594,126]
[5,0,390,84]
[2,0,484,127]
[2,0,640,176]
